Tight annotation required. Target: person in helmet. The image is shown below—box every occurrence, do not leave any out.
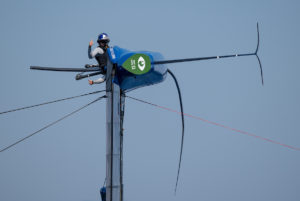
[87,33,110,85]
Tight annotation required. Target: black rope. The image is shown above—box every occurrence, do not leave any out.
[0,95,106,153]
[167,69,185,194]
[125,76,185,194]
[0,90,106,115]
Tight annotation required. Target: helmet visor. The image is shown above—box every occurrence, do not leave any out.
[98,39,109,44]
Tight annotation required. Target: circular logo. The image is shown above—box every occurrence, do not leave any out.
[138,56,146,71]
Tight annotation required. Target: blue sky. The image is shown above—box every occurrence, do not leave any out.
[1,0,300,201]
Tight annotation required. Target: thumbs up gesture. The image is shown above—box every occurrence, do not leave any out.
[89,40,93,47]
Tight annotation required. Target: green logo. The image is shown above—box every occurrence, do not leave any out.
[122,54,151,75]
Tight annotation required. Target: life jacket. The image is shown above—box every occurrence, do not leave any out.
[95,46,108,68]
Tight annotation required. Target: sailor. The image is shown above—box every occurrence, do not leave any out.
[87,33,110,85]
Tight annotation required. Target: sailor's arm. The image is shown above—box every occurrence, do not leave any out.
[88,40,93,59]
[88,75,106,85]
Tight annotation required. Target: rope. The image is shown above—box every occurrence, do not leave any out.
[0,95,106,153]
[126,96,300,151]
[0,90,106,115]
[167,69,185,194]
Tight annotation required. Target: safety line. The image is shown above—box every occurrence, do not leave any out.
[126,96,300,151]
[0,90,106,115]
[0,95,106,153]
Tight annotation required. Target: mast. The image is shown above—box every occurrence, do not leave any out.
[106,59,124,201]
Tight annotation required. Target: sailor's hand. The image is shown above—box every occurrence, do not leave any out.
[89,40,93,47]
[88,80,94,85]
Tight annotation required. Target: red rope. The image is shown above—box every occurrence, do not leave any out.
[127,96,300,151]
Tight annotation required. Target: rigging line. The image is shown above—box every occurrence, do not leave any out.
[0,90,106,115]
[167,69,185,194]
[126,96,300,152]
[0,95,106,153]
[103,178,107,187]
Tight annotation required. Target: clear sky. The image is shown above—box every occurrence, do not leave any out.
[0,0,300,201]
